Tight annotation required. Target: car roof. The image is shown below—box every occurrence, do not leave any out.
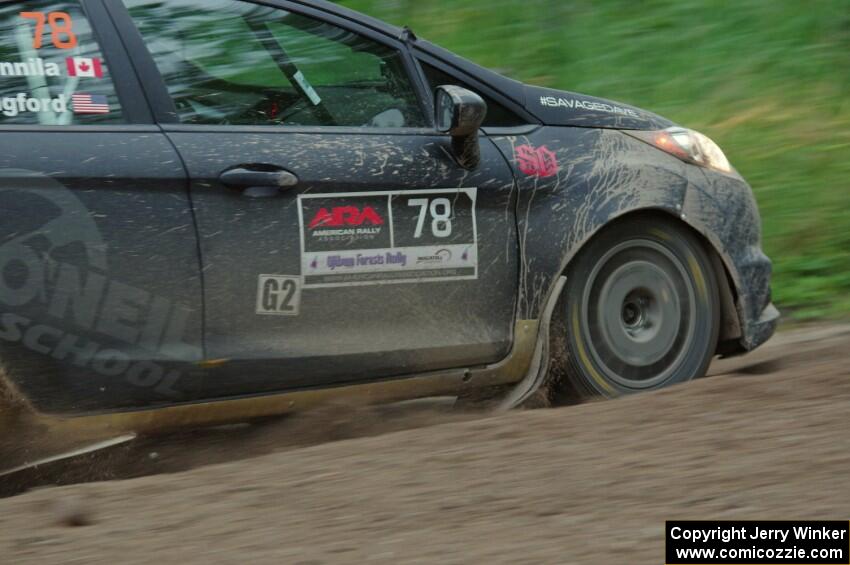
[286,0,406,39]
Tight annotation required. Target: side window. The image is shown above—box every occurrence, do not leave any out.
[420,62,525,128]
[0,1,123,125]
[122,0,426,128]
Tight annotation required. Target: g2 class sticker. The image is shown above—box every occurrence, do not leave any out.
[256,275,301,316]
[298,188,478,288]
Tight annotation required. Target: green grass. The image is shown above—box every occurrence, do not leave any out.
[339,0,850,319]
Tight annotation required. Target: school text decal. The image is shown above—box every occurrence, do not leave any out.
[298,188,478,288]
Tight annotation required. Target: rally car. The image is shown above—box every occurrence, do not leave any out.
[0,0,777,459]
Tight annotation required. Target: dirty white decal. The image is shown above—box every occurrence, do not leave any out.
[298,188,478,288]
[539,96,640,118]
[256,275,301,316]
[293,70,322,106]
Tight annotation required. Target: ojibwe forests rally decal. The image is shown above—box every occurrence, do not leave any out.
[297,189,478,288]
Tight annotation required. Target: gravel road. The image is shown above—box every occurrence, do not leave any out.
[1,325,848,564]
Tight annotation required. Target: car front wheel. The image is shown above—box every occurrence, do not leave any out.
[557,216,720,399]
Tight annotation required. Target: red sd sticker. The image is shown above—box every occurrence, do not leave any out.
[515,144,559,178]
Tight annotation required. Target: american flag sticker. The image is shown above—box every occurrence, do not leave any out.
[71,93,109,114]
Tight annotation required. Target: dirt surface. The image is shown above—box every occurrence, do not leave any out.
[1,325,849,564]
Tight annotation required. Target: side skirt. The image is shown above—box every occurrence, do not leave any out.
[3,320,542,439]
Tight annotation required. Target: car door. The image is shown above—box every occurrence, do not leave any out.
[112,0,519,397]
[0,0,203,413]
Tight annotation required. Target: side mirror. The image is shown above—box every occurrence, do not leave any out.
[435,85,487,169]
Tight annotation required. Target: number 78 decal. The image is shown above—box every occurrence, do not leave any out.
[408,197,454,239]
[20,11,79,50]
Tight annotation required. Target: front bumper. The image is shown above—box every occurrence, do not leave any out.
[744,302,780,351]
[682,168,778,353]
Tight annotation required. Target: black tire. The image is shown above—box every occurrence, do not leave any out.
[555,216,720,399]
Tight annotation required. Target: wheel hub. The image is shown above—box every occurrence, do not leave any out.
[621,293,651,332]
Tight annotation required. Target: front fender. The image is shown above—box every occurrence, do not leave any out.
[491,126,777,352]
[491,127,689,319]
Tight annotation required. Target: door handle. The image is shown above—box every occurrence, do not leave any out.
[219,166,299,197]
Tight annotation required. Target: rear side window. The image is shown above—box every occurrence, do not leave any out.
[0,1,123,124]
[122,0,426,128]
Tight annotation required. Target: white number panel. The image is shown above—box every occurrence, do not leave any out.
[297,188,478,288]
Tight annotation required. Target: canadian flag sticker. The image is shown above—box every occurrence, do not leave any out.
[65,57,104,78]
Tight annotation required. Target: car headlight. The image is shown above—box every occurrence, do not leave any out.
[624,127,733,174]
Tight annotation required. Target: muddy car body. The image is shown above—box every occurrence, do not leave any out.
[0,0,777,445]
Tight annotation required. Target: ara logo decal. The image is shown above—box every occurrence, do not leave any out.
[308,206,385,229]
[515,144,559,178]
